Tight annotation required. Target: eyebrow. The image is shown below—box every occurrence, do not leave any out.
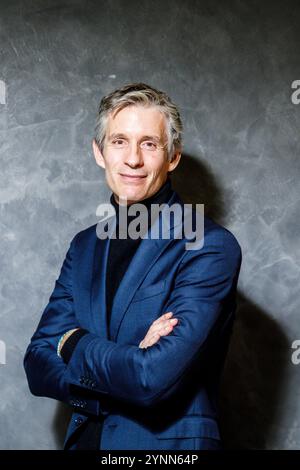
[108,133,162,143]
[108,133,127,140]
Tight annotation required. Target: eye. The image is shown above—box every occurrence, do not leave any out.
[112,139,126,146]
[141,141,157,150]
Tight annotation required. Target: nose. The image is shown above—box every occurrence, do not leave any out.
[124,141,144,168]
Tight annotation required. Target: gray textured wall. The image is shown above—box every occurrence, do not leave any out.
[0,0,299,449]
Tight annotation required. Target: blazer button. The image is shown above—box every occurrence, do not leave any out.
[75,417,83,426]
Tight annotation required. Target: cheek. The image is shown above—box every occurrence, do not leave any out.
[151,167,168,180]
[106,161,119,175]
[147,159,168,175]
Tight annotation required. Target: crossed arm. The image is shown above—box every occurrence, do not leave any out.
[24,229,241,411]
[57,311,178,358]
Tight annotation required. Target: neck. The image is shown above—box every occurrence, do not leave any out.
[110,177,172,210]
[109,177,173,234]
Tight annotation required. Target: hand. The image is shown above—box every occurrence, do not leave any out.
[139,312,178,349]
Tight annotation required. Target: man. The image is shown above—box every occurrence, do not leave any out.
[24,83,242,450]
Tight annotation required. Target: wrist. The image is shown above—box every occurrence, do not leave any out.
[57,329,79,357]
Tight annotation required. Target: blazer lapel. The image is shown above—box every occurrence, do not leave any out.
[90,218,115,338]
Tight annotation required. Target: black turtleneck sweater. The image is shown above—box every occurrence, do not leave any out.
[61,177,173,449]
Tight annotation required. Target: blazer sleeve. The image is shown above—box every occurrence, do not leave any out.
[23,234,100,416]
[63,228,242,408]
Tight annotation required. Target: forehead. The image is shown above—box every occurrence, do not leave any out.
[107,105,167,137]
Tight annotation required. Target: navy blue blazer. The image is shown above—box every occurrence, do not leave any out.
[24,189,242,450]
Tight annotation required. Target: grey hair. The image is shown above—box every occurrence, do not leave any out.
[94,83,183,161]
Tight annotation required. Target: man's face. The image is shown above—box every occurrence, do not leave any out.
[93,105,181,205]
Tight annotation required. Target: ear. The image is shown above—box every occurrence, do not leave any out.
[167,151,181,174]
[92,139,106,169]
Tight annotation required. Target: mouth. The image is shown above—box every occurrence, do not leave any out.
[119,173,147,182]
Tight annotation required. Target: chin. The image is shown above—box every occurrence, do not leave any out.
[121,186,146,197]
[115,190,144,204]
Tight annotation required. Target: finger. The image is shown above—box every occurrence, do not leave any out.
[152,312,173,326]
[149,322,176,343]
[148,318,178,336]
[141,317,178,348]
[153,316,177,331]
[145,333,160,348]
[142,320,178,348]
[161,321,177,333]
[164,311,173,318]
[140,332,160,349]
[145,323,177,345]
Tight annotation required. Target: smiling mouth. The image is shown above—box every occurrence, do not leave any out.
[119,174,147,180]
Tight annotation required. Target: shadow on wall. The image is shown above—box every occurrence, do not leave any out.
[52,154,289,449]
[170,152,225,224]
[219,293,290,449]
